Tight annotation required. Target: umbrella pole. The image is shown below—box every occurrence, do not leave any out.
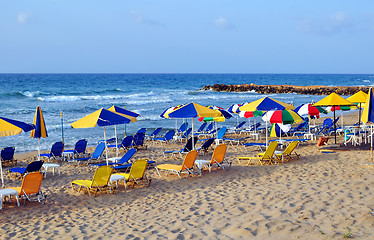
[371,125,373,163]
[192,118,195,150]
[309,116,311,134]
[0,159,4,188]
[359,103,361,129]
[115,125,118,157]
[266,120,268,147]
[334,109,337,144]
[61,111,64,143]
[104,126,109,165]
[38,138,41,161]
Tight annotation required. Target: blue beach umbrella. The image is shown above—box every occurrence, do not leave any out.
[168,102,222,149]
[0,117,34,188]
[107,105,140,156]
[361,88,374,163]
[71,108,132,165]
[30,106,48,160]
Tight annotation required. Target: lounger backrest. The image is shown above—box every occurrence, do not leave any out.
[217,126,227,139]
[197,122,207,132]
[118,148,137,164]
[25,160,44,173]
[121,136,134,148]
[92,142,105,159]
[178,122,188,133]
[1,147,15,161]
[128,159,148,180]
[181,150,198,170]
[51,142,64,157]
[184,136,198,152]
[164,130,175,141]
[92,166,113,187]
[133,132,145,146]
[283,141,299,155]
[21,172,43,196]
[323,118,333,128]
[211,144,227,164]
[75,139,88,154]
[235,121,246,129]
[151,127,162,137]
[205,123,214,132]
[137,128,147,134]
[263,142,278,160]
[201,138,214,150]
[182,128,192,138]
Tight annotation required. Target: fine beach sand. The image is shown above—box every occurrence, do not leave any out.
[1,113,374,239]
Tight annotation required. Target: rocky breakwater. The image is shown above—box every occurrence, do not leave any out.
[201,84,370,96]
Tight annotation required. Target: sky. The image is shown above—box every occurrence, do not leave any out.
[1,1,374,74]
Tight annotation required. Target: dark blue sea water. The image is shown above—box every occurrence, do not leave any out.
[0,73,373,153]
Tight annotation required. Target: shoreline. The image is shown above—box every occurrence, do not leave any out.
[201,84,369,95]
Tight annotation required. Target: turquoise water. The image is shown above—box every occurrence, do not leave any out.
[0,73,372,152]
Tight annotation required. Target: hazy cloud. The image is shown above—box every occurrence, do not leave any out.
[214,17,235,30]
[17,11,32,24]
[130,11,161,26]
[297,11,355,35]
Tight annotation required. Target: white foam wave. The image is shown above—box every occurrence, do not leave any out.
[126,98,173,106]
[20,90,39,98]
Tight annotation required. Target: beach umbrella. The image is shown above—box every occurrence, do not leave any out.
[295,103,328,133]
[240,97,294,145]
[30,106,48,161]
[347,90,368,129]
[313,93,355,144]
[0,117,34,188]
[107,105,140,156]
[239,110,264,133]
[160,105,183,132]
[262,109,303,143]
[361,88,374,163]
[227,103,243,125]
[168,102,222,149]
[239,97,294,112]
[71,108,131,165]
[270,123,291,137]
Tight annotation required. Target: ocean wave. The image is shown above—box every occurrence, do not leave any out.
[125,97,173,106]
[37,94,129,102]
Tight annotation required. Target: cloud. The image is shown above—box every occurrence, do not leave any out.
[214,17,235,30]
[17,11,32,24]
[130,11,161,26]
[297,11,354,35]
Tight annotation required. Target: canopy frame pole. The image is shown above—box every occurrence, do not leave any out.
[104,126,109,165]
[0,158,4,188]
[115,125,119,157]
[334,109,337,144]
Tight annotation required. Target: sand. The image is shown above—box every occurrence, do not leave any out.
[1,112,374,239]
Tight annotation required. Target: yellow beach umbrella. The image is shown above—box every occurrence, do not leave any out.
[168,102,222,149]
[107,105,140,156]
[0,117,34,187]
[313,93,355,144]
[71,108,132,165]
[347,90,368,128]
[240,97,294,112]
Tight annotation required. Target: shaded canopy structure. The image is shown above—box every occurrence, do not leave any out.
[313,93,355,144]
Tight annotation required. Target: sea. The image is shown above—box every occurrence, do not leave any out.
[0,73,373,153]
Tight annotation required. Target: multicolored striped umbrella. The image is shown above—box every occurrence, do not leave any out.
[262,110,303,125]
[295,104,327,118]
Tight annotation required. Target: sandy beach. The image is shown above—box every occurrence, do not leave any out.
[1,112,374,239]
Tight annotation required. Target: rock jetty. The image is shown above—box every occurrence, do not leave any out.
[201,84,369,96]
